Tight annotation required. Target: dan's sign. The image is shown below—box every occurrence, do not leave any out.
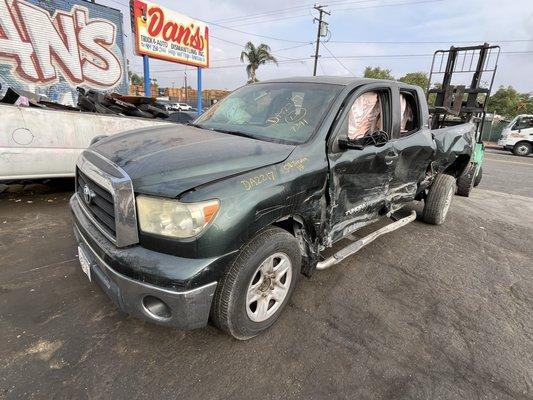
[0,0,127,104]
[131,0,209,68]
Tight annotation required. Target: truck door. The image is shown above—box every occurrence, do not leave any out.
[388,87,435,206]
[325,84,399,245]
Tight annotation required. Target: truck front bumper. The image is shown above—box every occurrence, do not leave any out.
[71,194,219,330]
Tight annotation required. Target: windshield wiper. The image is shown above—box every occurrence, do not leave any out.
[208,128,258,140]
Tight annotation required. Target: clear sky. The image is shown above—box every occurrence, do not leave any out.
[101,0,533,93]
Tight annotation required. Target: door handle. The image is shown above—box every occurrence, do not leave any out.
[384,151,398,164]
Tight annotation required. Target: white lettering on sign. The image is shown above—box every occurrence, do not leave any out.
[0,0,123,88]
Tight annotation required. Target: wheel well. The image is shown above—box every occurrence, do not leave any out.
[273,215,319,277]
[273,217,298,236]
[443,154,471,178]
[514,140,533,147]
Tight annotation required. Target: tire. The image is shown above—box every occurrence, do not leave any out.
[473,166,482,187]
[513,142,532,157]
[423,174,456,225]
[210,227,301,340]
[456,166,475,197]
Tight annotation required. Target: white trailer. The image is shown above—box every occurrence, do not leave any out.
[0,104,174,180]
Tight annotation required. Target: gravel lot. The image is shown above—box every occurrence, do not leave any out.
[1,149,532,399]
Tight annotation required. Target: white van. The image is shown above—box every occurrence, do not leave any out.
[0,104,173,181]
[498,114,533,156]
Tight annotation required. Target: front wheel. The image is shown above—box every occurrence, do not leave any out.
[423,174,456,225]
[513,142,532,157]
[210,227,301,340]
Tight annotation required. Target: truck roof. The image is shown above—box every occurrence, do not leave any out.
[259,76,397,87]
[259,76,421,92]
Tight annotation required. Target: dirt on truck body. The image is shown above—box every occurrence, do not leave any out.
[70,76,473,339]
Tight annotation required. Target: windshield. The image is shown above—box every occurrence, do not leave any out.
[508,115,533,130]
[194,82,342,144]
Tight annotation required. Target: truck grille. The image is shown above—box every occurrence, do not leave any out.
[76,169,116,238]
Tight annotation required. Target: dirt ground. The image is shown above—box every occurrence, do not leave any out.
[1,149,532,399]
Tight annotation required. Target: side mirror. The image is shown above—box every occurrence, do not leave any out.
[338,130,390,150]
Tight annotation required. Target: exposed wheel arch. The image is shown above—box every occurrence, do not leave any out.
[443,154,471,178]
[273,215,320,277]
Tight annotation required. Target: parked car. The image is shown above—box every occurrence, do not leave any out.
[498,114,533,156]
[177,102,192,111]
[165,110,197,124]
[71,77,474,339]
[0,104,173,180]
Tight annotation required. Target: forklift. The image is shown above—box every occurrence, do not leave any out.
[427,43,500,196]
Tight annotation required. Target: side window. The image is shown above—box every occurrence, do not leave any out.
[514,116,533,130]
[399,90,420,137]
[347,91,383,140]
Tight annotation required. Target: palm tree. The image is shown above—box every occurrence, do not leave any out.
[240,42,278,84]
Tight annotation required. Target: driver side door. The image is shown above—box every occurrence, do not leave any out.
[325,83,400,245]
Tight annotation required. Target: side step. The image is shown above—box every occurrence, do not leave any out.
[316,210,417,270]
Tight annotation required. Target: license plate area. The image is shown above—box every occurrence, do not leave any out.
[78,246,92,282]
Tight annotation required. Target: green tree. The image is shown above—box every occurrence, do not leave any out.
[363,66,394,80]
[240,42,278,83]
[129,72,143,86]
[488,86,533,119]
[399,72,429,91]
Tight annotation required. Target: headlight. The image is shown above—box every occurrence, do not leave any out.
[136,196,220,239]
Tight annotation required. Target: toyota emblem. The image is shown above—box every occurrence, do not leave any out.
[83,185,94,205]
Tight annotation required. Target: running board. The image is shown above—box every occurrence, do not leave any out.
[316,210,417,270]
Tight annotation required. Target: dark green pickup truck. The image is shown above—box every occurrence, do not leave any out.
[71,77,474,339]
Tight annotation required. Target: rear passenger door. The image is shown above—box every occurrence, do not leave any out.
[388,87,435,205]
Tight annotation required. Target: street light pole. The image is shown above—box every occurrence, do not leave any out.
[312,5,330,76]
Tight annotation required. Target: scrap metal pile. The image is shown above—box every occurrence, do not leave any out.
[76,88,169,119]
[0,86,195,123]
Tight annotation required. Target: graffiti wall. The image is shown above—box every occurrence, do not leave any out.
[0,0,127,105]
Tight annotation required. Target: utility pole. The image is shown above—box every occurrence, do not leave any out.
[184,71,188,101]
[312,4,330,76]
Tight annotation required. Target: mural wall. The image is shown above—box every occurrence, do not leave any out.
[0,0,127,105]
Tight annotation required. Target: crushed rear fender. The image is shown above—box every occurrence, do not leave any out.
[432,122,475,172]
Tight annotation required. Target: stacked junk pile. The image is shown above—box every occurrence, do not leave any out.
[0,86,194,123]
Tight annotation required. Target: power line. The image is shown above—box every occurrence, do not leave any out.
[149,59,307,74]
[148,43,313,72]
[203,20,309,43]
[331,0,443,12]
[146,49,533,76]
[322,43,354,75]
[96,0,309,43]
[329,39,533,44]
[215,0,378,25]
[221,0,443,28]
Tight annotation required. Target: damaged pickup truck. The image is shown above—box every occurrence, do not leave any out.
[71,77,474,339]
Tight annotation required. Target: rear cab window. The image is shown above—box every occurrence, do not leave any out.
[399,90,421,137]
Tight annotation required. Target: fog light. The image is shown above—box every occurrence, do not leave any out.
[142,295,171,320]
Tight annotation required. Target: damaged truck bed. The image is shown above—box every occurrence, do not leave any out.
[70,76,474,339]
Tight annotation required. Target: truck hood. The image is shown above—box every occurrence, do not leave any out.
[91,124,295,197]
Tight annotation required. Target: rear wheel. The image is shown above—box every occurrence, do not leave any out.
[210,227,301,340]
[513,142,532,157]
[456,166,475,197]
[423,174,456,225]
